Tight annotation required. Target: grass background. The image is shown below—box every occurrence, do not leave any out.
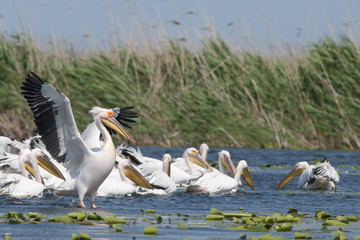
[0,28,359,149]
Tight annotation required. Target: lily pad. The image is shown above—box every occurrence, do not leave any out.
[258,233,285,240]
[315,211,331,219]
[178,221,189,229]
[4,236,14,240]
[274,223,293,232]
[104,217,126,224]
[3,212,18,219]
[50,216,75,224]
[323,220,348,227]
[330,229,347,240]
[205,214,224,220]
[87,212,102,221]
[144,225,158,235]
[146,209,156,213]
[28,212,42,221]
[210,208,224,215]
[112,224,123,232]
[347,215,358,222]
[294,232,312,239]
[223,212,254,218]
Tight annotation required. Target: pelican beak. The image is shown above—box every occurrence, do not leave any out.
[24,162,45,184]
[37,154,66,180]
[189,152,208,168]
[220,156,236,177]
[275,168,305,189]
[241,168,255,190]
[102,117,137,145]
[124,164,154,189]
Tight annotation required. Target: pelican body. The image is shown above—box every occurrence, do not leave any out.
[0,148,64,197]
[275,160,340,190]
[21,72,136,208]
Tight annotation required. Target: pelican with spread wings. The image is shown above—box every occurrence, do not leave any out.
[21,72,136,208]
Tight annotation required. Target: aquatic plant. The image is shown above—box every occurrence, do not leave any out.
[1,31,360,149]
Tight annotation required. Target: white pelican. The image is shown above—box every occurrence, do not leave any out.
[172,147,208,178]
[186,149,254,193]
[118,146,198,185]
[118,149,176,194]
[0,148,64,197]
[275,160,340,190]
[97,157,153,196]
[28,119,152,195]
[21,72,136,208]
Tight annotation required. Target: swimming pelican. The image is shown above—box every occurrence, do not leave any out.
[275,160,340,190]
[186,150,254,193]
[118,146,197,185]
[21,72,136,208]
[118,148,176,194]
[172,147,208,178]
[97,157,153,196]
[0,148,64,197]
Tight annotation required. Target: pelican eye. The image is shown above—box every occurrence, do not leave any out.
[107,111,114,118]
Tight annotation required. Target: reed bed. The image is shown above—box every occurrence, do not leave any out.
[0,30,359,149]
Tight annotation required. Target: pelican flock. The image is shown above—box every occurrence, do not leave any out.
[0,71,342,208]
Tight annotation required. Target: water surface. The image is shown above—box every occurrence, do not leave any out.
[1,147,359,239]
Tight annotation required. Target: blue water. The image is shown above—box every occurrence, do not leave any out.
[1,147,359,239]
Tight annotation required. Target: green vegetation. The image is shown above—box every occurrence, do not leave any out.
[1,208,359,239]
[0,31,360,149]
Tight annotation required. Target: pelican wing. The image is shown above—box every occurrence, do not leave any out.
[21,72,91,166]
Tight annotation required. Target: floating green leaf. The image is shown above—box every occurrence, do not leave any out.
[104,217,126,224]
[28,212,42,221]
[294,232,312,239]
[315,211,331,219]
[336,215,348,223]
[258,232,285,240]
[274,223,293,232]
[323,220,348,226]
[205,214,224,220]
[331,229,347,240]
[146,209,156,213]
[347,215,358,222]
[87,212,102,221]
[144,225,158,235]
[223,212,254,218]
[247,224,269,232]
[50,216,75,223]
[9,216,22,224]
[78,232,91,240]
[3,212,18,219]
[210,208,224,215]
[178,221,189,229]
[4,236,14,240]
[112,224,123,232]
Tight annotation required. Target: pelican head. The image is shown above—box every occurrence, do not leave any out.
[219,150,236,177]
[184,147,205,168]
[236,160,255,190]
[275,161,309,189]
[90,107,136,145]
[21,148,65,181]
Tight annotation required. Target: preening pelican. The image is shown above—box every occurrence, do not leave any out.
[118,146,195,185]
[97,157,153,196]
[21,72,136,208]
[0,148,64,197]
[275,160,340,190]
[118,147,176,194]
[186,150,254,193]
